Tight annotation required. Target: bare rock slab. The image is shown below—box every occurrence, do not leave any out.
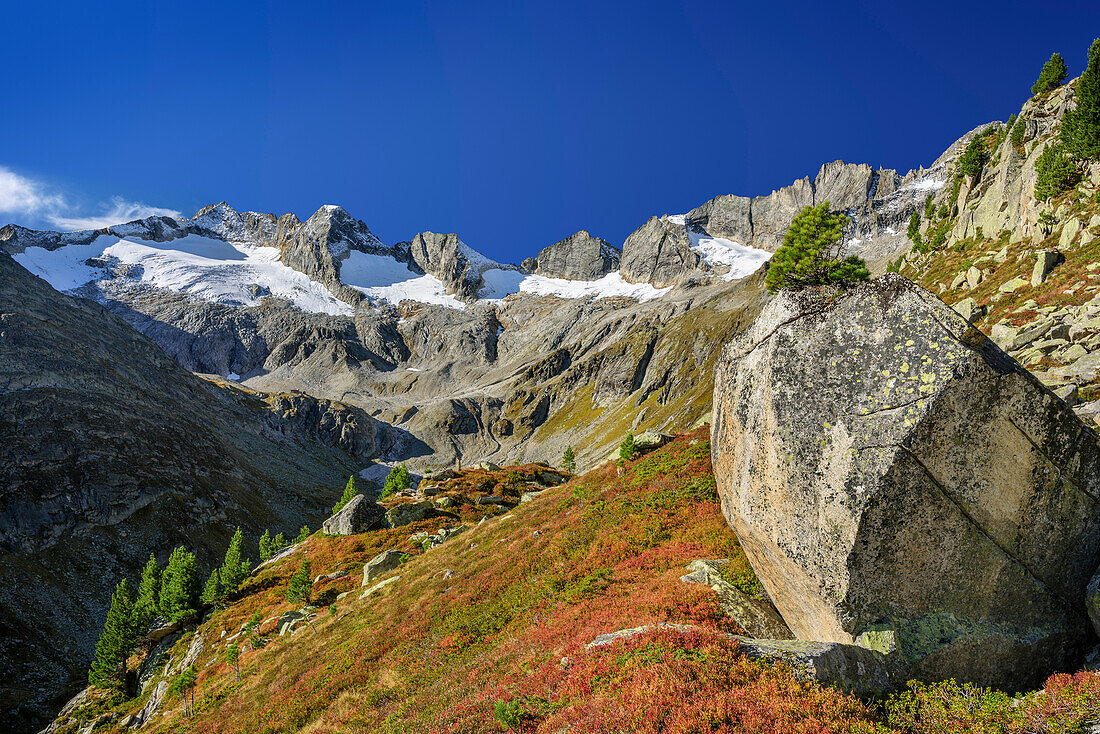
[711,274,1100,689]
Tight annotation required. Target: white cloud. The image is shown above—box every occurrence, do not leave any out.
[0,165,181,231]
[0,166,65,217]
[47,197,182,230]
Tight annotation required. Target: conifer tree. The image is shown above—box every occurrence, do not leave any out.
[159,546,199,623]
[1063,39,1100,161]
[619,433,636,462]
[169,666,197,717]
[133,554,161,629]
[381,464,411,499]
[218,527,251,595]
[562,446,576,473]
[333,475,358,514]
[258,529,273,562]
[273,532,287,553]
[1032,52,1069,95]
[201,567,224,608]
[1035,142,1081,199]
[764,202,868,293]
[285,560,312,603]
[294,525,311,544]
[88,579,139,688]
[226,643,241,681]
[906,209,922,246]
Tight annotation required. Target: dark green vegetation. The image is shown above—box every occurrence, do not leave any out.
[1063,39,1100,160]
[380,464,411,499]
[334,476,358,515]
[1032,51,1068,95]
[764,202,869,293]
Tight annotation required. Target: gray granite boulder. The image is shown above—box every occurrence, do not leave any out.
[712,274,1100,689]
[322,494,386,535]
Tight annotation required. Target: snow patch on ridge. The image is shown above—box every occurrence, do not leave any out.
[479,269,670,302]
[13,234,354,315]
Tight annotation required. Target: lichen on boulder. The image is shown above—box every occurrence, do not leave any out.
[711,274,1100,689]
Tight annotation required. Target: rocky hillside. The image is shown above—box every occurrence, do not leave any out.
[891,78,1100,420]
[0,253,386,733]
[43,433,1100,734]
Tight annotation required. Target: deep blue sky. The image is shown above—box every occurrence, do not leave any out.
[2,1,1099,261]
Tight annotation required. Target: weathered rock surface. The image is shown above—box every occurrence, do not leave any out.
[363,550,406,585]
[400,231,512,301]
[619,216,701,287]
[680,560,793,639]
[322,495,386,535]
[712,274,1100,689]
[522,230,620,280]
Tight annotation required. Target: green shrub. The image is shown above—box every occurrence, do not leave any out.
[1035,142,1081,200]
[763,202,868,293]
[957,136,987,179]
[562,445,576,473]
[381,464,411,499]
[1063,39,1100,161]
[619,433,636,462]
[1011,116,1026,149]
[1032,52,1069,95]
[923,193,935,220]
[285,560,312,603]
[906,209,921,245]
[494,699,524,729]
[937,202,950,219]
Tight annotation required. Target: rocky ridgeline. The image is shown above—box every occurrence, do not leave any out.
[712,276,1100,689]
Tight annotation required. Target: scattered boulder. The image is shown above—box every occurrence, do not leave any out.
[535,470,566,486]
[711,275,1100,689]
[322,494,386,535]
[632,430,673,452]
[385,499,451,528]
[680,560,793,639]
[520,490,542,503]
[145,617,182,643]
[170,632,204,676]
[999,276,1029,293]
[411,524,467,549]
[1032,250,1064,287]
[360,575,401,599]
[953,297,984,323]
[584,623,892,696]
[363,550,406,585]
[313,570,348,584]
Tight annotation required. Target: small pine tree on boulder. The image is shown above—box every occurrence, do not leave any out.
[286,560,312,603]
[1063,39,1100,161]
[562,446,576,473]
[1032,52,1069,95]
[89,579,140,688]
[764,202,868,293]
[334,475,358,515]
[956,136,987,179]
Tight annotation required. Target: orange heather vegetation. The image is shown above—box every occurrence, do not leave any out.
[81,429,1100,733]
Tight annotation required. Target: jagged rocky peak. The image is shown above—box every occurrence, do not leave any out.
[619,215,701,288]
[399,231,506,301]
[521,230,621,280]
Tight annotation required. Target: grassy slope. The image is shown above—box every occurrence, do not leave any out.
[67,436,1100,734]
[78,431,889,734]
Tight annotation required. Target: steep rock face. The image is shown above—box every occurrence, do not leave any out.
[400,231,496,301]
[619,216,701,287]
[0,254,381,733]
[521,230,621,280]
[711,275,1100,689]
[274,205,401,301]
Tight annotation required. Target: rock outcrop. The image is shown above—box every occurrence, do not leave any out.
[712,274,1100,689]
[321,495,386,535]
[619,216,701,287]
[400,232,498,301]
[521,230,620,280]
